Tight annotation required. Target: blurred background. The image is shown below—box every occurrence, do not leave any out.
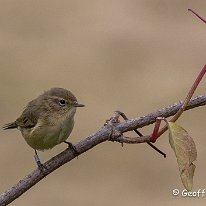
[0,0,206,205]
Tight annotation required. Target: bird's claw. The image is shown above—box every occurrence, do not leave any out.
[64,141,79,156]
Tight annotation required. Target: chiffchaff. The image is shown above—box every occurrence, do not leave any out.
[3,88,84,170]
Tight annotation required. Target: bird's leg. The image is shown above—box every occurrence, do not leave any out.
[34,150,47,172]
[64,141,79,155]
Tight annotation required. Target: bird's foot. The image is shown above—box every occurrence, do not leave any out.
[36,161,48,173]
[64,141,79,156]
[34,150,47,173]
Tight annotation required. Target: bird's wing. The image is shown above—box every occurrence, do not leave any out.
[16,113,37,128]
[3,112,37,130]
[3,97,42,130]
[16,104,40,128]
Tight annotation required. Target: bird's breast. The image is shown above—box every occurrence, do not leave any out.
[22,108,76,150]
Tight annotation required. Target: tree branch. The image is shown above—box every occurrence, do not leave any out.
[0,94,206,205]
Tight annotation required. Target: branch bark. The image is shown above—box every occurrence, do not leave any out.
[1,94,206,205]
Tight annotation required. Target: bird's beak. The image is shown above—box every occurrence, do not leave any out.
[73,102,85,107]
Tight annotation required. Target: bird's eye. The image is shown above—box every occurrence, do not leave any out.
[59,99,66,106]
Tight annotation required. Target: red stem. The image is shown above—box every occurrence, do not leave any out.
[157,64,206,138]
[188,9,206,24]
[150,117,163,143]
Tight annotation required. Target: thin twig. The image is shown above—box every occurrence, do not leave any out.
[0,94,206,205]
[114,111,166,157]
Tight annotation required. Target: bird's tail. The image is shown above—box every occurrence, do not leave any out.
[3,122,17,130]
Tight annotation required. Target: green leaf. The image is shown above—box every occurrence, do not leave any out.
[168,122,197,191]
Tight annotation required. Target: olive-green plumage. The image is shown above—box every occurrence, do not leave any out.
[3,88,84,151]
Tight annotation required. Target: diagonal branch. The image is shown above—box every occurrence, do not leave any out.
[0,94,206,205]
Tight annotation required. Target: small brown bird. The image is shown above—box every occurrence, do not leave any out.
[3,88,84,170]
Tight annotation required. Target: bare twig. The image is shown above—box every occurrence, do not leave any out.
[0,94,206,205]
[111,111,166,157]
